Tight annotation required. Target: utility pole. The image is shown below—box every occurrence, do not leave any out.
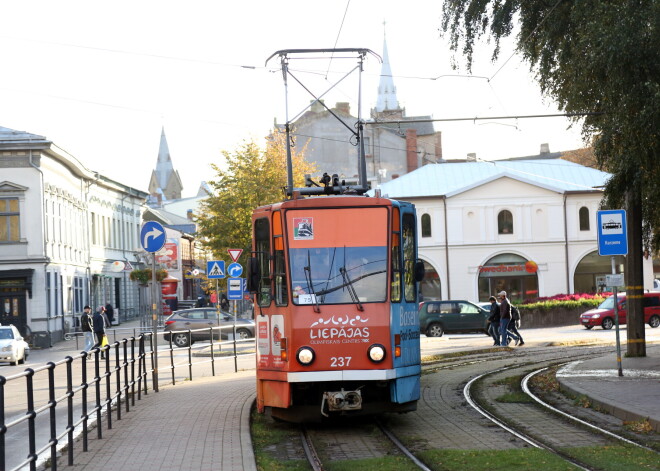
[625,189,645,357]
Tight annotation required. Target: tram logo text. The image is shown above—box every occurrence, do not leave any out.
[309,315,370,344]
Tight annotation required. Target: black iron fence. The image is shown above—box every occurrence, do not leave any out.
[0,325,255,471]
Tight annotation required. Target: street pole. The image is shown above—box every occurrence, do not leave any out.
[151,254,159,391]
[611,256,623,377]
[233,298,238,373]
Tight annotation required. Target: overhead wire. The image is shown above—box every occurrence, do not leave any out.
[325,0,352,79]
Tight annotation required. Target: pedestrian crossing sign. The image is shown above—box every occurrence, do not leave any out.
[207,260,226,279]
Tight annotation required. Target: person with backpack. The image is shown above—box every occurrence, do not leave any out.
[487,296,501,346]
[508,303,525,346]
[498,291,520,347]
[80,305,94,352]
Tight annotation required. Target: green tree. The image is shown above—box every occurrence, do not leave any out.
[195,133,315,260]
[441,0,659,357]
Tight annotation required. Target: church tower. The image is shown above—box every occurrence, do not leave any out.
[148,127,183,203]
[373,28,404,120]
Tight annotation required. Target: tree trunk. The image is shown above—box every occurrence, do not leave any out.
[625,189,645,357]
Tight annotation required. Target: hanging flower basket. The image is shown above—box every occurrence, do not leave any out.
[130,268,168,284]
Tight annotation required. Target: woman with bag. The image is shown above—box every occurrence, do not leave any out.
[92,306,109,359]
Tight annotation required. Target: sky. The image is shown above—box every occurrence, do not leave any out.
[0,1,586,197]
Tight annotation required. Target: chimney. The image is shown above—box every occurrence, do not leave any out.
[467,153,477,161]
[406,129,418,173]
[335,102,350,115]
[540,143,550,154]
[310,100,325,113]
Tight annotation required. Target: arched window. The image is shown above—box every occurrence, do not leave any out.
[421,213,431,237]
[498,210,513,234]
[579,207,590,231]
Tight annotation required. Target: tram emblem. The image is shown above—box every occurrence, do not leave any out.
[293,217,314,240]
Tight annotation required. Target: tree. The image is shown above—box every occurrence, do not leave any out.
[195,132,315,261]
[441,0,659,356]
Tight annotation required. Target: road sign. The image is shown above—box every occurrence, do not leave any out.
[228,278,243,300]
[597,210,628,256]
[228,249,243,262]
[207,260,226,279]
[141,221,166,253]
[606,274,625,287]
[227,262,243,278]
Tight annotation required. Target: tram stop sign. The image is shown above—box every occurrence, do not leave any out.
[597,210,628,256]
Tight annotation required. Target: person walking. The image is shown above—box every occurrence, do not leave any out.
[498,291,520,347]
[487,296,501,346]
[92,306,109,359]
[508,303,525,346]
[80,305,94,352]
[105,302,115,325]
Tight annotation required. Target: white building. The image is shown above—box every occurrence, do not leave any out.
[0,126,148,346]
[372,154,655,303]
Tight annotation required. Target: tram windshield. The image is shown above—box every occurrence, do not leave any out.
[290,246,387,306]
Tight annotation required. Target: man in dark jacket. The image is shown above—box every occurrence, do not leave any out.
[105,302,115,325]
[498,291,520,347]
[80,306,94,352]
[92,306,108,359]
[487,296,501,346]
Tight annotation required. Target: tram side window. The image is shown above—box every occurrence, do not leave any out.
[391,208,401,302]
[254,218,272,307]
[402,213,416,302]
[272,211,288,306]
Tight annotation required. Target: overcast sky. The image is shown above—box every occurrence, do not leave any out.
[0,1,585,196]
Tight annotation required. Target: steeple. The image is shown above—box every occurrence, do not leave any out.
[155,127,174,189]
[375,27,399,112]
[148,127,183,203]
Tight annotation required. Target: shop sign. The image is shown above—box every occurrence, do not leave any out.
[478,261,538,276]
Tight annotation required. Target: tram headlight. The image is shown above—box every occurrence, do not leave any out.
[368,344,386,363]
[296,346,315,366]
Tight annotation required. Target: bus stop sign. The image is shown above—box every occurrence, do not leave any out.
[597,210,628,256]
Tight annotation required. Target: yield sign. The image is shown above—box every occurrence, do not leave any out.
[227,249,243,262]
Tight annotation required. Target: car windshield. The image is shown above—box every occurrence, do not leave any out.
[598,295,623,309]
[290,246,387,306]
[0,329,14,340]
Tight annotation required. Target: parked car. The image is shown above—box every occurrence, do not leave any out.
[163,308,255,348]
[0,325,30,365]
[419,300,490,337]
[580,292,660,330]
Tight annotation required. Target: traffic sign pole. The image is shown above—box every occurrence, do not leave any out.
[612,256,623,377]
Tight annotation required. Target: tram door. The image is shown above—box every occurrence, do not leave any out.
[0,287,27,335]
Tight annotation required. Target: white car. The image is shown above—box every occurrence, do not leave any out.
[0,325,30,365]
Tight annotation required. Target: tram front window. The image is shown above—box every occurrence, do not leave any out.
[290,246,387,305]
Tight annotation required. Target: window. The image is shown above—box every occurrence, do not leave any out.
[391,207,401,303]
[498,210,513,234]
[579,207,590,231]
[254,218,271,307]
[421,213,431,237]
[0,198,20,242]
[272,211,288,306]
[402,213,417,302]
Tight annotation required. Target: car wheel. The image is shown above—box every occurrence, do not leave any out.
[426,323,444,337]
[236,328,251,340]
[172,333,191,348]
[601,317,614,330]
[584,325,594,330]
[18,350,25,364]
[649,315,660,328]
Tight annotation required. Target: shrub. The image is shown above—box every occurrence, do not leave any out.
[520,292,611,312]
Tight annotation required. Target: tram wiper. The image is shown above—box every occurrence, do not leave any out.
[304,251,321,313]
[339,267,364,311]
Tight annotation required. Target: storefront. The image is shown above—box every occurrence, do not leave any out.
[477,254,539,303]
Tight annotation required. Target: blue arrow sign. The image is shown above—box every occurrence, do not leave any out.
[597,210,628,256]
[228,278,243,300]
[140,221,166,253]
[206,260,226,279]
[227,262,243,278]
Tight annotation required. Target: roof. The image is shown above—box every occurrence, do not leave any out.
[370,157,610,198]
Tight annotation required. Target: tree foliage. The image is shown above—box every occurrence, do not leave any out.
[441,0,660,249]
[195,133,315,260]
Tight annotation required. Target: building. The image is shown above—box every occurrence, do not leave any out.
[371,152,656,303]
[148,127,183,203]
[285,34,442,186]
[0,126,147,346]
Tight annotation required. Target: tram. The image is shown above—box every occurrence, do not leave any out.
[247,49,424,422]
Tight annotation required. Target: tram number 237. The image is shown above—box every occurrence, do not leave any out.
[330,357,352,367]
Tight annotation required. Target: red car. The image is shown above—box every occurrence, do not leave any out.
[580,292,660,330]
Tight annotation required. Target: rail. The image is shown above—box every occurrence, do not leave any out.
[0,326,256,471]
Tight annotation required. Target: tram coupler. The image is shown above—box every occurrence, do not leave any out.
[321,389,363,416]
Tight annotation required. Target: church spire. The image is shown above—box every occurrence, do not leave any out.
[148,127,183,202]
[375,26,399,112]
[156,127,174,189]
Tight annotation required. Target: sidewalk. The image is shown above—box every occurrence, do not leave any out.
[556,344,660,432]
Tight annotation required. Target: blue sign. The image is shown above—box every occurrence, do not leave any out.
[227,262,243,278]
[207,260,226,279]
[140,221,166,253]
[597,210,628,256]
[228,277,243,300]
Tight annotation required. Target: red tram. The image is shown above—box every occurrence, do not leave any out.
[247,49,424,421]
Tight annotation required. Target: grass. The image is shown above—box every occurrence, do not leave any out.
[564,444,660,470]
[529,367,561,392]
[417,448,578,470]
[251,409,308,471]
[421,347,509,363]
[623,418,654,434]
[495,391,533,403]
[323,456,421,471]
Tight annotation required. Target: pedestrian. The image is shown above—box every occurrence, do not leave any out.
[487,296,501,346]
[80,305,94,352]
[92,306,109,359]
[498,291,520,347]
[105,302,115,325]
[220,293,229,311]
[508,303,525,346]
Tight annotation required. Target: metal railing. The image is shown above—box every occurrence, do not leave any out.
[0,326,255,471]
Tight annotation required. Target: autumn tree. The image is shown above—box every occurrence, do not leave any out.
[195,132,315,261]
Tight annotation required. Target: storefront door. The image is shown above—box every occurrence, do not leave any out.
[0,287,27,336]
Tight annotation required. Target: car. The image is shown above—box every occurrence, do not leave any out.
[163,308,255,348]
[0,325,30,365]
[580,292,660,330]
[419,300,490,337]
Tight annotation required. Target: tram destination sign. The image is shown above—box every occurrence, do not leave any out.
[597,210,628,256]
